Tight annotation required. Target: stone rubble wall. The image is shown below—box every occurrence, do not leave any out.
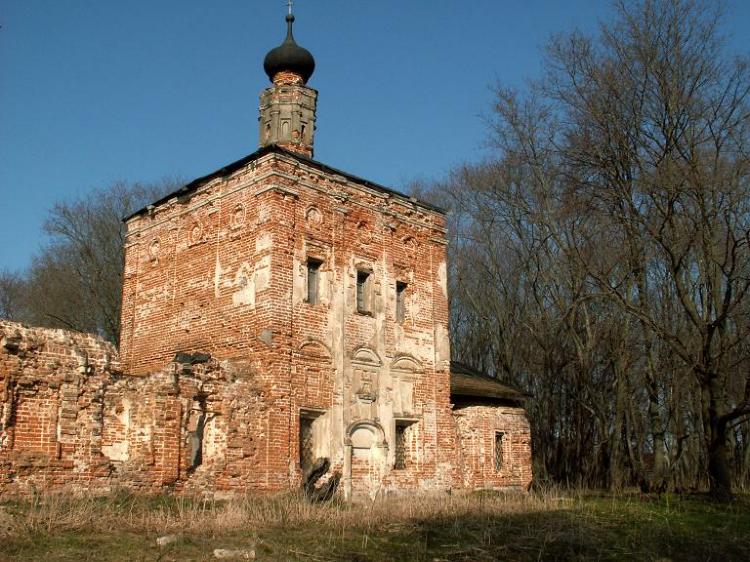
[0,321,119,494]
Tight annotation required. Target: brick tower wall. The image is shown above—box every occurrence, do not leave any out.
[119,150,453,493]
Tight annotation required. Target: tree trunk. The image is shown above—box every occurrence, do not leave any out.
[708,430,732,501]
[609,366,628,491]
[647,377,668,493]
[704,373,733,500]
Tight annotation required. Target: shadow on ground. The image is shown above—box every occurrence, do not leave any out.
[1,494,748,561]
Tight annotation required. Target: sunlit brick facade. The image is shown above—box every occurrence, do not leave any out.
[0,12,531,499]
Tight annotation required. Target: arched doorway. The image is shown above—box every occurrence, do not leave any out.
[344,420,387,500]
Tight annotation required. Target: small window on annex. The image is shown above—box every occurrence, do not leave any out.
[394,422,409,470]
[356,270,372,313]
[396,281,407,323]
[307,258,322,304]
[494,431,505,472]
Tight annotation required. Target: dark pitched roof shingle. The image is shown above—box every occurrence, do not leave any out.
[450,361,527,403]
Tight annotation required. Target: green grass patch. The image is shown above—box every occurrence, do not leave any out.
[1,491,748,561]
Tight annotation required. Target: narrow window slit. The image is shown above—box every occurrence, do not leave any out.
[307,258,322,304]
[394,423,408,470]
[396,281,407,323]
[494,431,505,472]
[356,271,372,313]
[299,416,314,470]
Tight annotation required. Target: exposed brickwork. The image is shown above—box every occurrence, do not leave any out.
[453,401,533,490]
[0,316,531,497]
[116,148,464,498]
[0,39,532,497]
[0,150,532,498]
[0,321,272,496]
[272,71,305,86]
[0,321,118,494]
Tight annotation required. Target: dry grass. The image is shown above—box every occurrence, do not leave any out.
[13,488,554,535]
[1,487,748,561]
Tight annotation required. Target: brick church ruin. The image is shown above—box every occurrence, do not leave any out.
[0,12,532,499]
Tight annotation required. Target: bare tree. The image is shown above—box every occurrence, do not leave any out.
[0,268,29,321]
[435,0,750,498]
[546,0,750,500]
[19,180,178,343]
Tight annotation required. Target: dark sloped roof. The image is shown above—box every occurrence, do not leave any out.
[450,361,527,403]
[125,144,445,222]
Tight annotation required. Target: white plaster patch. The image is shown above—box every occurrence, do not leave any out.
[214,254,224,298]
[351,426,375,448]
[434,323,450,366]
[310,413,331,460]
[254,255,272,292]
[292,257,305,305]
[202,415,227,463]
[102,400,131,462]
[407,291,421,322]
[437,261,448,298]
[257,203,271,224]
[256,232,273,252]
[232,263,255,307]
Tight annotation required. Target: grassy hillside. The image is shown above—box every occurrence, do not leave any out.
[1,489,748,561]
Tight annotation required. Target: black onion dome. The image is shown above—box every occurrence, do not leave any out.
[263,14,315,83]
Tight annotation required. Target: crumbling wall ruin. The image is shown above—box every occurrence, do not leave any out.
[2,144,532,500]
[0,321,118,494]
[100,356,270,495]
[0,320,272,497]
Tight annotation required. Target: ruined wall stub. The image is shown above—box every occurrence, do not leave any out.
[0,321,118,494]
[0,321,271,496]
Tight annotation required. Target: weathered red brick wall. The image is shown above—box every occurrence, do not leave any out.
[0,318,532,497]
[269,154,454,493]
[100,358,271,495]
[453,401,533,491]
[0,321,274,496]
[118,150,457,496]
[0,321,118,494]
[120,156,276,375]
[119,154,298,489]
[0,149,532,498]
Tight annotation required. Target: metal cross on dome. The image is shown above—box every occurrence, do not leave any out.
[286,0,294,15]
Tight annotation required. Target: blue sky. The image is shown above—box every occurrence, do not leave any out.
[2,1,749,271]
